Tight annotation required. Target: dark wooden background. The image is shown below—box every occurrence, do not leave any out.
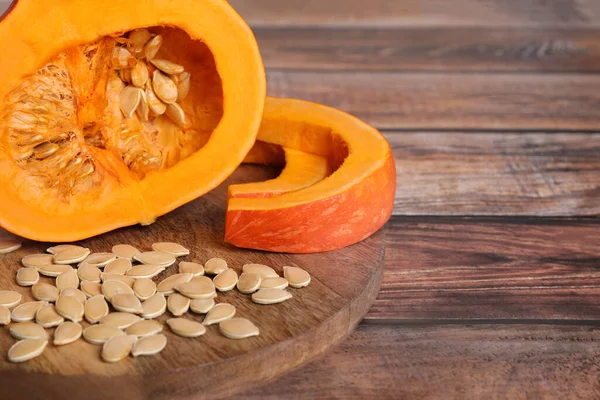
[226,1,600,398]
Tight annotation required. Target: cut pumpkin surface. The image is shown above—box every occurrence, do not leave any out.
[0,0,265,241]
[232,147,330,198]
[226,97,396,253]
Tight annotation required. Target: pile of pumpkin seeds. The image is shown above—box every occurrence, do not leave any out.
[113,29,190,127]
[0,238,310,363]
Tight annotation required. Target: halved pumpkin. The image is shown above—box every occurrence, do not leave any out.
[0,0,265,241]
[233,146,330,198]
[225,97,396,253]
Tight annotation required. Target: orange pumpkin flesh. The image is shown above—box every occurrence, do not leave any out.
[0,0,265,241]
[232,147,330,199]
[226,97,396,253]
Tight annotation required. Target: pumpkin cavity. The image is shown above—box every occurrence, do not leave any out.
[1,27,223,202]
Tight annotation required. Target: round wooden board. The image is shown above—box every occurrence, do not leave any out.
[0,166,385,400]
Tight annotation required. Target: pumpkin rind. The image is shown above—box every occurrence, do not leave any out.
[225,97,396,253]
[0,0,265,241]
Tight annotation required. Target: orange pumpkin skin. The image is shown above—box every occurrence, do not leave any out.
[225,98,396,253]
[0,0,265,241]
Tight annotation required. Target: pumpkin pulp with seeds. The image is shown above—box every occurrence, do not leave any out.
[0,0,265,241]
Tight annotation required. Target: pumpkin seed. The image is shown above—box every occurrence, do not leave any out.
[204,258,228,275]
[190,298,215,314]
[150,59,185,75]
[119,68,132,83]
[179,261,204,277]
[111,293,143,314]
[145,84,167,115]
[151,242,189,257]
[56,268,79,291]
[84,324,126,345]
[102,335,137,363]
[101,273,135,287]
[125,319,163,338]
[166,318,206,338]
[10,321,48,340]
[137,88,150,121]
[80,281,103,298]
[111,244,140,260]
[102,280,135,301]
[54,321,82,345]
[31,283,59,302]
[131,333,167,357]
[16,267,39,286]
[34,142,59,159]
[175,279,215,299]
[12,301,47,322]
[141,293,167,319]
[78,263,102,283]
[259,277,289,290]
[47,244,85,255]
[99,312,141,329]
[203,303,236,326]
[252,289,293,305]
[21,254,54,268]
[152,70,178,104]
[134,251,176,267]
[131,60,149,88]
[0,238,21,254]
[36,304,64,328]
[219,318,260,340]
[133,278,156,300]
[129,29,152,56]
[8,339,48,363]
[126,264,165,279]
[0,290,22,308]
[55,295,84,322]
[213,268,238,292]
[175,71,191,102]
[82,252,117,267]
[104,258,132,275]
[85,295,109,324]
[165,103,186,127]
[38,264,74,277]
[0,306,11,324]
[120,85,142,118]
[157,273,192,295]
[237,273,262,294]
[112,47,133,69]
[60,288,87,303]
[167,293,190,316]
[53,246,90,264]
[243,264,279,279]
[143,34,163,60]
[283,266,311,288]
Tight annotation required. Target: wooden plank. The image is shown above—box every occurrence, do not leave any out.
[267,71,600,130]
[366,217,600,322]
[238,324,600,399]
[256,27,600,72]
[387,132,600,216]
[229,0,600,27]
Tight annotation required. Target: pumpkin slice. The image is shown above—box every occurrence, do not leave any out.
[231,146,330,198]
[225,97,396,253]
[0,0,265,241]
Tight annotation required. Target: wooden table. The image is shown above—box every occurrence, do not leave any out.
[225,1,600,398]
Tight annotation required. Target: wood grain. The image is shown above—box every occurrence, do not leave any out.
[387,132,600,216]
[267,71,600,130]
[0,167,385,400]
[256,27,600,72]
[229,0,600,27]
[239,324,600,399]
[366,217,600,322]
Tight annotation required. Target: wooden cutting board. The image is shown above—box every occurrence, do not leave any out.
[0,165,386,400]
